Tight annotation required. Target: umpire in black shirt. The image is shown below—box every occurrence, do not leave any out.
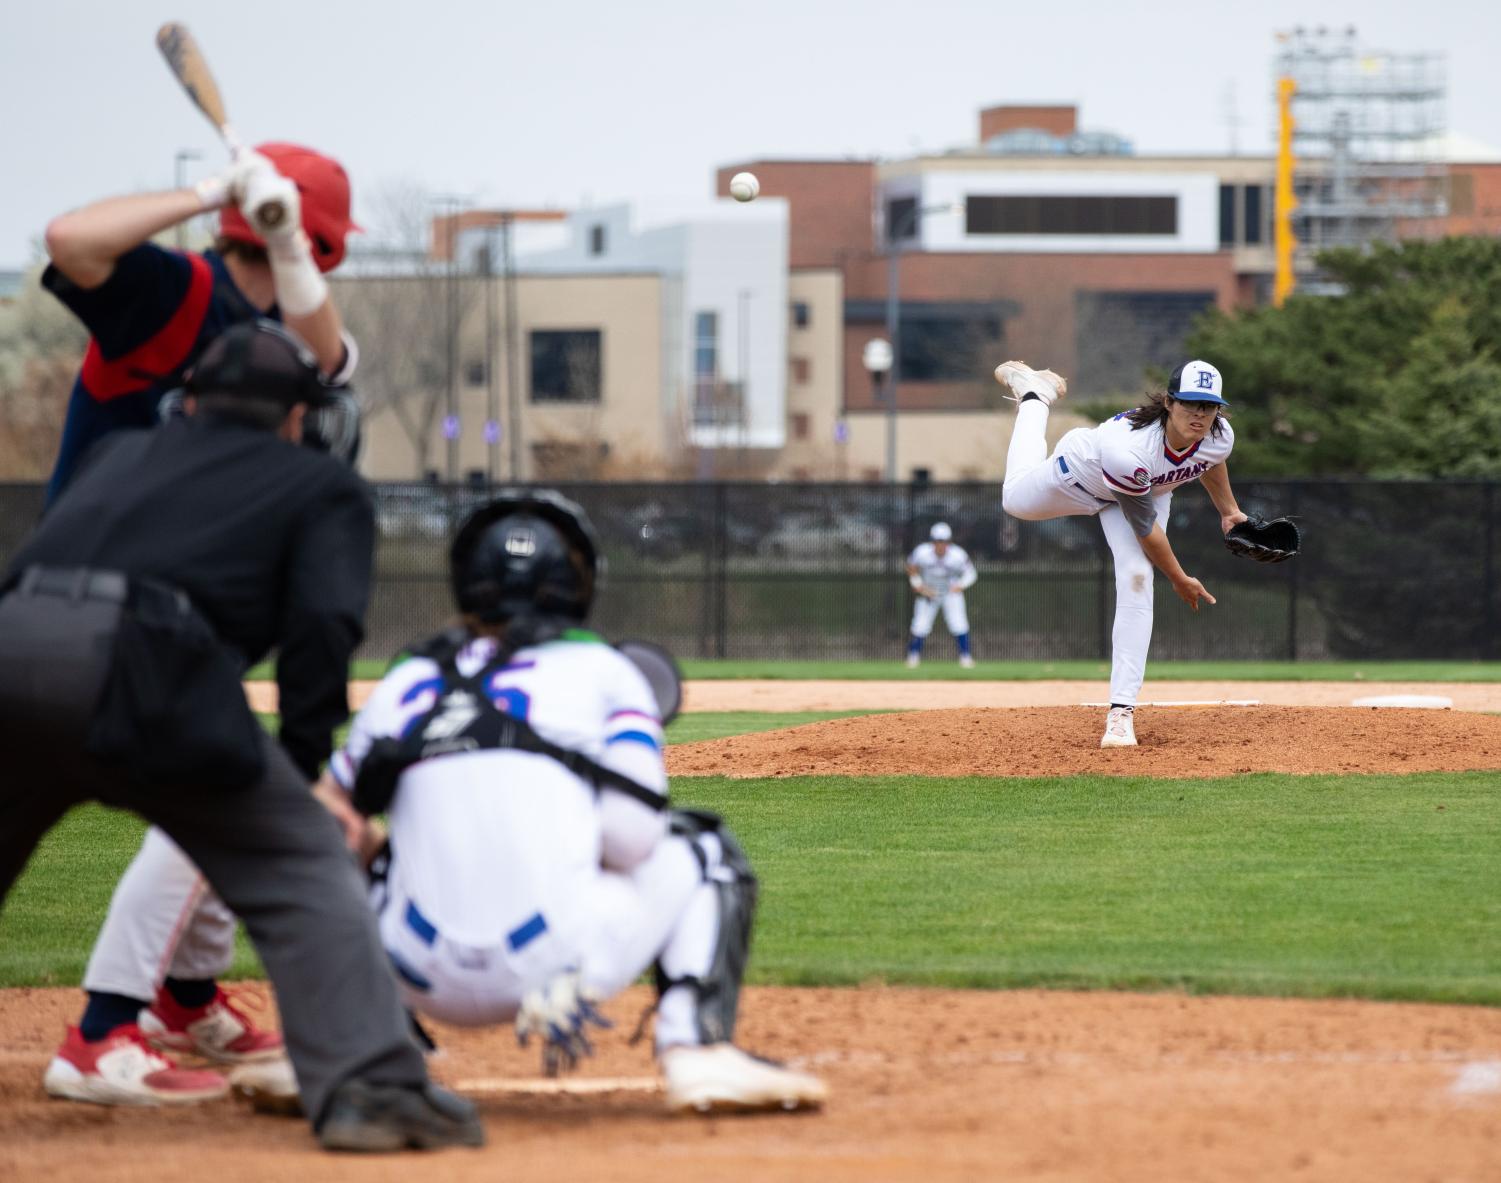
[0,321,482,1153]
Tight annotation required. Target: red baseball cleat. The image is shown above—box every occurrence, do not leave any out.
[43,1024,229,1106]
[140,985,285,1064]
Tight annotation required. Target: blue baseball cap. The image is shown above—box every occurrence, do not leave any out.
[1168,360,1228,406]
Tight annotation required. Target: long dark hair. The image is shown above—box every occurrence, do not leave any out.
[1123,390,1230,438]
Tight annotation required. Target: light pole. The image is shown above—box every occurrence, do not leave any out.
[174,150,201,250]
[862,338,893,479]
[883,200,960,482]
[432,194,470,483]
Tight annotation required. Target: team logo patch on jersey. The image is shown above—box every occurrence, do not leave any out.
[1132,466,1151,488]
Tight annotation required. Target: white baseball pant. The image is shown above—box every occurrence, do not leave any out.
[82,826,235,1000]
[1003,400,1172,708]
[909,591,969,638]
[375,830,720,1053]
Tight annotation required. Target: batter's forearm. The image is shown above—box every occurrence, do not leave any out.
[284,300,347,378]
[46,190,206,289]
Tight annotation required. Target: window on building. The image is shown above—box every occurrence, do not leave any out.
[530,330,602,403]
[1242,185,1264,245]
[1074,291,1216,395]
[791,412,811,441]
[900,315,1003,381]
[791,301,811,329]
[1449,173,1476,216]
[465,360,486,387]
[692,311,723,426]
[589,224,607,256]
[694,311,718,383]
[886,196,918,243]
[790,356,811,384]
[1218,184,1236,247]
[966,194,1178,235]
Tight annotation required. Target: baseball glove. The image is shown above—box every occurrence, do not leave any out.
[1224,515,1302,564]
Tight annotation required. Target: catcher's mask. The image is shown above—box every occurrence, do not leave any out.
[450,490,601,625]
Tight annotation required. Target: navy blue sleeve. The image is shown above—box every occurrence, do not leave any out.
[42,244,193,358]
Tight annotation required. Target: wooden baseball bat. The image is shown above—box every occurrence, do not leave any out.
[155,21,287,229]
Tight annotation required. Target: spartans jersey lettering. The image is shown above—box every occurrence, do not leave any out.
[1057,413,1235,503]
[906,542,976,596]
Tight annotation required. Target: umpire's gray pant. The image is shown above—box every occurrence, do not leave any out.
[0,587,428,1129]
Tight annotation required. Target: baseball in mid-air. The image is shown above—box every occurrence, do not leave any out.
[729,172,760,202]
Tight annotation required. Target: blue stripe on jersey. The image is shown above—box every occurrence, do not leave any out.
[400,676,445,705]
[607,729,661,750]
[405,901,439,947]
[506,912,548,952]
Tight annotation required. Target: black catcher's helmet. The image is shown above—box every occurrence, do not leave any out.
[450,489,601,625]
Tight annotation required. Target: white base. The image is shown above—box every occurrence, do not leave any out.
[1351,695,1453,709]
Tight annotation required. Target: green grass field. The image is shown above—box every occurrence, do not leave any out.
[4,711,1498,1003]
[247,659,1501,682]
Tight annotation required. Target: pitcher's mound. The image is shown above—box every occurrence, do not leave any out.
[666,706,1501,778]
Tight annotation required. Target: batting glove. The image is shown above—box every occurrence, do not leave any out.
[194,149,275,211]
[240,167,301,240]
[515,969,612,1077]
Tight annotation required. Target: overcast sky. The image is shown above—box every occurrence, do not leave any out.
[3,0,1498,269]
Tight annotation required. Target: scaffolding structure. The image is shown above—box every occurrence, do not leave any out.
[1273,27,1448,268]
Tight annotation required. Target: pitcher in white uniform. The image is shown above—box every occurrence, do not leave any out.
[904,523,978,668]
[313,490,826,1115]
[995,359,1249,748]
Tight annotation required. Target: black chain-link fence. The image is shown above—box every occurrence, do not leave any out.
[3,481,1496,663]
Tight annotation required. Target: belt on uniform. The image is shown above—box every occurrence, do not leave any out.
[6,564,190,614]
[1056,457,1112,505]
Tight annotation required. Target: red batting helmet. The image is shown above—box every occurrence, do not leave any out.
[218,142,359,273]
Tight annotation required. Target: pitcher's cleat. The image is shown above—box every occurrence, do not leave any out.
[1100,706,1138,748]
[994,360,1067,407]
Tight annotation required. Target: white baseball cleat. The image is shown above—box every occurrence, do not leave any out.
[1100,706,1137,748]
[959,654,976,669]
[905,653,920,669]
[662,1044,828,1115]
[994,360,1067,407]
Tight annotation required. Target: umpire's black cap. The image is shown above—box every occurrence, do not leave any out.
[186,319,330,407]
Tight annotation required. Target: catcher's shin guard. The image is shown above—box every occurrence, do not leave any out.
[654,809,758,1046]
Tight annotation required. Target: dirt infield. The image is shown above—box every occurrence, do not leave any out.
[11,683,1499,1179]
[2,982,1499,1182]
[667,705,1501,778]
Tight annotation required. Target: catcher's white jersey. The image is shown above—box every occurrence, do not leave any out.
[906,542,977,596]
[1057,413,1235,502]
[330,635,666,947]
